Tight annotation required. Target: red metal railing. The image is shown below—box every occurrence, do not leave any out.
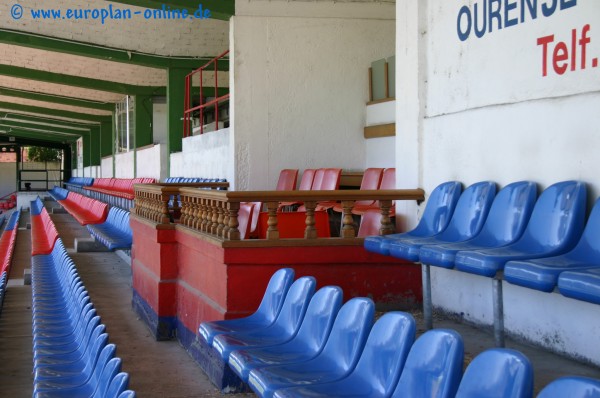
[183,50,230,137]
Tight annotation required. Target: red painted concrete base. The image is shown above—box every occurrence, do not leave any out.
[130,216,422,340]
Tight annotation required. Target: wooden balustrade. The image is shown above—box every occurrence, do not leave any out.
[133,184,425,242]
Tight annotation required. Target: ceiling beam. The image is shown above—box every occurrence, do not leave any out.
[0,135,72,149]
[0,101,111,123]
[0,64,165,96]
[0,28,229,70]
[0,112,100,129]
[108,0,234,22]
[0,121,88,137]
[0,127,79,143]
[0,87,115,111]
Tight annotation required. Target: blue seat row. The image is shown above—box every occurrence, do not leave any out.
[65,177,95,187]
[48,186,70,202]
[198,268,600,398]
[31,232,135,398]
[364,180,599,340]
[164,177,227,183]
[86,207,132,251]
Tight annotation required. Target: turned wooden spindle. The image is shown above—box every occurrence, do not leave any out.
[266,201,279,240]
[341,200,357,238]
[379,200,394,235]
[227,202,240,240]
[304,201,317,239]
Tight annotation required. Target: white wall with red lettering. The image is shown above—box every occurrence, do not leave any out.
[396,0,600,365]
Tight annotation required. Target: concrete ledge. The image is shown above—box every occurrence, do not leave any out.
[115,249,132,265]
[23,269,31,286]
[75,238,110,252]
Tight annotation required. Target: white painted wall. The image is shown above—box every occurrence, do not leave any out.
[114,151,134,178]
[153,99,168,145]
[365,100,396,170]
[397,0,600,361]
[136,144,167,181]
[231,0,395,190]
[0,162,16,197]
[101,156,112,177]
[169,128,234,183]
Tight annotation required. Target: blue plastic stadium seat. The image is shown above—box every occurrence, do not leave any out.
[5,211,20,231]
[419,181,537,268]
[388,181,496,262]
[199,268,295,346]
[537,376,600,398]
[247,297,375,398]
[504,197,600,292]
[31,197,45,216]
[229,286,343,382]
[455,348,533,398]
[557,267,600,305]
[273,312,416,398]
[213,277,316,361]
[455,181,587,277]
[391,329,464,398]
[364,181,462,256]
[86,207,133,250]
[48,186,70,201]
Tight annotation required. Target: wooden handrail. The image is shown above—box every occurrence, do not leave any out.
[133,184,424,242]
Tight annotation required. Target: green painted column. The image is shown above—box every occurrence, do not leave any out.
[135,95,153,148]
[82,133,91,169]
[100,120,113,158]
[90,126,101,166]
[167,67,189,156]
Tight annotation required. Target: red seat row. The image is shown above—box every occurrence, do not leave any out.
[30,206,60,256]
[84,177,156,200]
[58,192,109,226]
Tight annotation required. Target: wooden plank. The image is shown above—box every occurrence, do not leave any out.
[364,123,396,139]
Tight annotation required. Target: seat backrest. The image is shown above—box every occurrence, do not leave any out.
[118,390,137,398]
[298,169,316,191]
[455,348,533,398]
[30,197,44,216]
[270,276,316,336]
[96,358,123,398]
[319,297,375,372]
[106,373,130,398]
[410,181,463,237]
[352,312,416,396]
[537,376,600,398]
[438,181,496,241]
[517,181,586,251]
[319,168,342,190]
[471,181,537,246]
[276,169,299,191]
[293,286,343,354]
[251,268,296,325]
[392,329,464,398]
[380,168,396,189]
[569,197,600,257]
[360,168,384,190]
[311,169,326,190]
[238,202,256,240]
[89,344,117,387]
[358,210,383,238]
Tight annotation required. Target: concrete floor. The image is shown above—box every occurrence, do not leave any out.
[0,200,599,397]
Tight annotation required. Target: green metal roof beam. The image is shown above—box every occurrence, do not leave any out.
[108,0,234,21]
[0,127,79,143]
[0,121,88,137]
[0,64,165,96]
[0,28,229,70]
[0,135,72,149]
[0,87,115,111]
[0,101,111,123]
[0,112,100,129]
